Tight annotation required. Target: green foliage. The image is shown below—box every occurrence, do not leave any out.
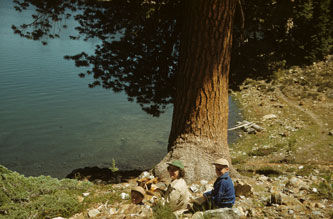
[152,202,176,219]
[0,165,93,218]
[230,0,332,87]
[316,173,333,200]
[109,158,119,173]
[12,0,331,107]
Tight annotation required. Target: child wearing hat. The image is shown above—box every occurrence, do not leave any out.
[131,186,146,205]
[202,158,235,209]
[164,160,191,215]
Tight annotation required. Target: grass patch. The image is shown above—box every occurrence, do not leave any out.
[314,173,333,200]
[295,165,312,177]
[232,156,247,165]
[82,187,122,209]
[237,169,255,177]
[286,167,297,173]
[248,147,279,156]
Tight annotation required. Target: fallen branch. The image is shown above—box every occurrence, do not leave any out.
[228,121,253,131]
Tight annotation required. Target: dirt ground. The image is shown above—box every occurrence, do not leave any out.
[230,55,333,171]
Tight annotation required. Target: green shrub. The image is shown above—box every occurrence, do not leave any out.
[316,173,333,200]
[152,202,176,219]
[0,165,93,218]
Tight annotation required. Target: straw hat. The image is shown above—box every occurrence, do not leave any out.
[131,186,145,196]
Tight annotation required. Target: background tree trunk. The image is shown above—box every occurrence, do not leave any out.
[154,0,237,183]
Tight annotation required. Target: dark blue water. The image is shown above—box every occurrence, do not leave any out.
[0,0,241,178]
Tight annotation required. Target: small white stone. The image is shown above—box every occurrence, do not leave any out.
[121,192,130,199]
[140,171,150,178]
[88,209,100,218]
[263,114,277,120]
[109,208,117,215]
[312,188,318,193]
[190,184,199,193]
[82,192,90,197]
[200,180,208,185]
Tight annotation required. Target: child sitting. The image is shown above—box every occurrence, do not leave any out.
[131,186,146,205]
[192,158,235,211]
[203,158,235,208]
[164,160,191,215]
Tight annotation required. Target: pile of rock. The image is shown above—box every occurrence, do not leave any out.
[66,169,332,219]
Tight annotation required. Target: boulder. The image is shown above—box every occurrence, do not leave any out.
[262,114,277,121]
[192,208,241,219]
[287,177,309,191]
[234,180,253,197]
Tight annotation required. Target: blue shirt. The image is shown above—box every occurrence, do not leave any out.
[203,172,235,207]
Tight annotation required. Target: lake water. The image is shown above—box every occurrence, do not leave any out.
[0,0,241,178]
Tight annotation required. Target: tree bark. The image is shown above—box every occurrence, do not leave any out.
[154,0,237,183]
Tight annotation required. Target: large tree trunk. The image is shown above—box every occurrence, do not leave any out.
[153,0,237,184]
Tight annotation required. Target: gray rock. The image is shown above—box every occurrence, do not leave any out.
[120,192,129,200]
[88,209,100,218]
[262,114,277,120]
[190,184,200,193]
[258,175,268,182]
[109,208,117,215]
[287,176,309,190]
[192,208,240,219]
[234,180,253,197]
[204,184,214,193]
[200,180,208,185]
[312,211,323,217]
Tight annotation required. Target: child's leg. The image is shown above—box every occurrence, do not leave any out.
[190,198,214,212]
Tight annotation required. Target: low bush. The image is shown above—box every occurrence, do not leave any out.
[0,165,93,218]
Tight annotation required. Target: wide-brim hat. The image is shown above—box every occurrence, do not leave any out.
[212,158,229,167]
[167,160,184,170]
[131,186,145,196]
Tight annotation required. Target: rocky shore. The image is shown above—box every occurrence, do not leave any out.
[64,56,333,218]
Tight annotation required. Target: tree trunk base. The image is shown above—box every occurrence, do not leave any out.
[153,136,238,184]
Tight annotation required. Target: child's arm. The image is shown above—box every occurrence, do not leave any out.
[213,180,224,205]
[203,190,212,197]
